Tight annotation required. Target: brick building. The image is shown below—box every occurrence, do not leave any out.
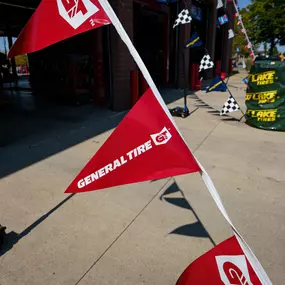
[0,0,235,111]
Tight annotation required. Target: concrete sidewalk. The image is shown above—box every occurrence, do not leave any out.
[1,72,285,285]
[197,69,248,120]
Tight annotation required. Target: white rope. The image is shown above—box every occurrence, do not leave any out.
[98,0,272,283]
[197,161,272,284]
[0,1,35,10]
[232,0,255,57]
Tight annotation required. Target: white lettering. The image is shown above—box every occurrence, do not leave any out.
[78,179,85,188]
[105,163,113,174]
[90,18,95,26]
[145,140,152,150]
[98,167,105,178]
[137,144,146,155]
[127,150,134,160]
[90,172,99,182]
[113,159,121,170]
[84,175,91,185]
[120,156,127,165]
[77,127,171,189]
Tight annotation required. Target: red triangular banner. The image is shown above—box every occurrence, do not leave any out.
[65,89,200,193]
[9,0,111,57]
[177,236,262,285]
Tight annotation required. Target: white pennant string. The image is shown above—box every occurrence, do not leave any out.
[98,0,270,283]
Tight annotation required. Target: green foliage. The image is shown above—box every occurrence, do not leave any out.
[272,46,279,56]
[244,0,285,55]
[232,18,248,56]
[232,9,258,57]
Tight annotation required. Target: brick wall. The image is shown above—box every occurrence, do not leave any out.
[109,0,135,111]
[177,1,192,88]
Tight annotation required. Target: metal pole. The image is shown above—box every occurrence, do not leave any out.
[182,51,187,108]
[0,2,35,10]
[222,78,245,116]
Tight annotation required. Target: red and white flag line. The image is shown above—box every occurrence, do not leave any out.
[9,0,270,283]
[232,0,255,58]
[84,1,271,283]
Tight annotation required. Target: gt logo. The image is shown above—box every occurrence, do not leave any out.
[216,255,253,285]
[57,0,99,29]
[150,127,172,146]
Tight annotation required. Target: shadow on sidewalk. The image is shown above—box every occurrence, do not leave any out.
[160,181,216,246]
[0,89,187,180]
[0,194,75,257]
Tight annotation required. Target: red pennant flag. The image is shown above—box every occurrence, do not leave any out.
[65,88,200,193]
[8,0,111,57]
[177,236,262,285]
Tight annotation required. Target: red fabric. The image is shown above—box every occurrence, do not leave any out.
[65,88,200,193]
[177,236,262,285]
[9,0,111,57]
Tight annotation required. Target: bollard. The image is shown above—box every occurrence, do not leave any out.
[190,63,201,91]
[139,72,149,95]
[215,60,221,75]
[130,70,139,106]
[221,72,226,80]
[0,224,7,249]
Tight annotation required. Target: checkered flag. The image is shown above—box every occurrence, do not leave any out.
[199,54,214,72]
[220,95,240,115]
[173,9,192,28]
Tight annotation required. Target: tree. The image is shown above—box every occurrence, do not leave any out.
[232,8,260,58]
[232,10,250,57]
[272,46,279,56]
[243,0,285,55]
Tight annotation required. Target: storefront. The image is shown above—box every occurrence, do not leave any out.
[0,0,234,111]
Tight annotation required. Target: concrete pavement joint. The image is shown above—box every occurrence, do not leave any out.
[74,113,222,284]
[74,178,173,285]
[192,120,221,153]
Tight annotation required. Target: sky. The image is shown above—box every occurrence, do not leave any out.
[0,0,284,53]
[239,0,251,9]
[237,0,285,52]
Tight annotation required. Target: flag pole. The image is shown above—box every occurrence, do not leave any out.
[169,51,190,118]
[182,50,191,118]
[222,78,245,116]
[239,114,246,122]
[183,51,187,109]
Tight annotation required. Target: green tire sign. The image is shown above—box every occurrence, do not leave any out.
[245,60,285,131]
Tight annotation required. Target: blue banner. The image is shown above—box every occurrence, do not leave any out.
[206,76,227,93]
[185,32,203,49]
[218,15,229,25]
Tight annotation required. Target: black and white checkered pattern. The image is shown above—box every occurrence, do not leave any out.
[220,95,240,115]
[173,9,192,28]
[199,54,214,72]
